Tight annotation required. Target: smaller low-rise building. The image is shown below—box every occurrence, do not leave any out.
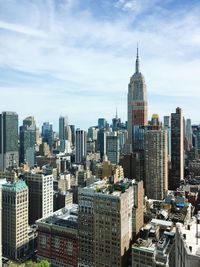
[37,204,78,267]
[132,219,175,267]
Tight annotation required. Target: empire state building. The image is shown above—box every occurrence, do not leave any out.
[127,47,148,147]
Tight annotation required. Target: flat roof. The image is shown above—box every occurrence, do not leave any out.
[38,204,78,229]
[177,218,200,257]
[151,219,173,227]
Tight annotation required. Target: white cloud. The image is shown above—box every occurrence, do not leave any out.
[0,0,200,127]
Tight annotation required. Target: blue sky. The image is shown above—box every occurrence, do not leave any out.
[1,0,200,130]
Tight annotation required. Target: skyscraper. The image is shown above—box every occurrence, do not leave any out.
[144,128,168,200]
[97,129,107,160]
[112,109,122,131]
[19,116,36,167]
[170,107,184,190]
[127,47,148,148]
[0,192,1,264]
[0,111,19,171]
[75,129,87,163]
[106,135,120,164]
[78,179,138,267]
[41,122,53,151]
[132,180,144,241]
[2,180,29,260]
[69,125,76,147]
[186,118,192,151]
[163,115,171,161]
[98,118,107,130]
[24,171,53,224]
[59,116,72,152]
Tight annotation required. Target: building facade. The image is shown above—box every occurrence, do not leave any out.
[186,119,192,151]
[41,122,53,151]
[163,115,171,162]
[0,111,19,171]
[75,129,87,163]
[2,180,29,260]
[37,205,78,267]
[132,180,144,241]
[19,116,36,167]
[24,171,53,224]
[127,47,148,148]
[176,219,200,267]
[170,107,184,190]
[144,129,168,200]
[78,179,140,267]
[106,135,120,164]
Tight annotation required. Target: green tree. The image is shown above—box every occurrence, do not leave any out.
[38,260,50,267]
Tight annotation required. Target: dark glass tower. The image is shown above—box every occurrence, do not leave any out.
[0,111,19,171]
[41,122,53,150]
[170,107,184,190]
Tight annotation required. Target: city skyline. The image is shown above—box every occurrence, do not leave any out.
[1,0,200,129]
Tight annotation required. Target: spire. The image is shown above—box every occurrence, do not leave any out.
[116,107,118,119]
[135,42,140,73]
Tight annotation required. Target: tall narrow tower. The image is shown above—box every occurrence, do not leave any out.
[75,129,87,163]
[2,180,29,260]
[170,107,184,190]
[0,111,19,171]
[127,46,148,147]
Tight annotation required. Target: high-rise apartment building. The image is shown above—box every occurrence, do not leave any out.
[2,180,29,260]
[24,170,53,224]
[170,107,184,190]
[78,179,141,267]
[144,128,168,200]
[0,111,19,171]
[75,129,87,163]
[127,47,148,148]
[106,135,120,164]
[19,116,36,167]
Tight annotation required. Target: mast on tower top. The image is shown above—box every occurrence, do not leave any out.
[135,43,140,73]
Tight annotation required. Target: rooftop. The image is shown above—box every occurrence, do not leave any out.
[37,204,78,230]
[177,217,200,257]
[2,179,28,192]
[80,178,134,197]
[151,219,173,228]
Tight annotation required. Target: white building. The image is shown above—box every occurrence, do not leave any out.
[176,218,200,267]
